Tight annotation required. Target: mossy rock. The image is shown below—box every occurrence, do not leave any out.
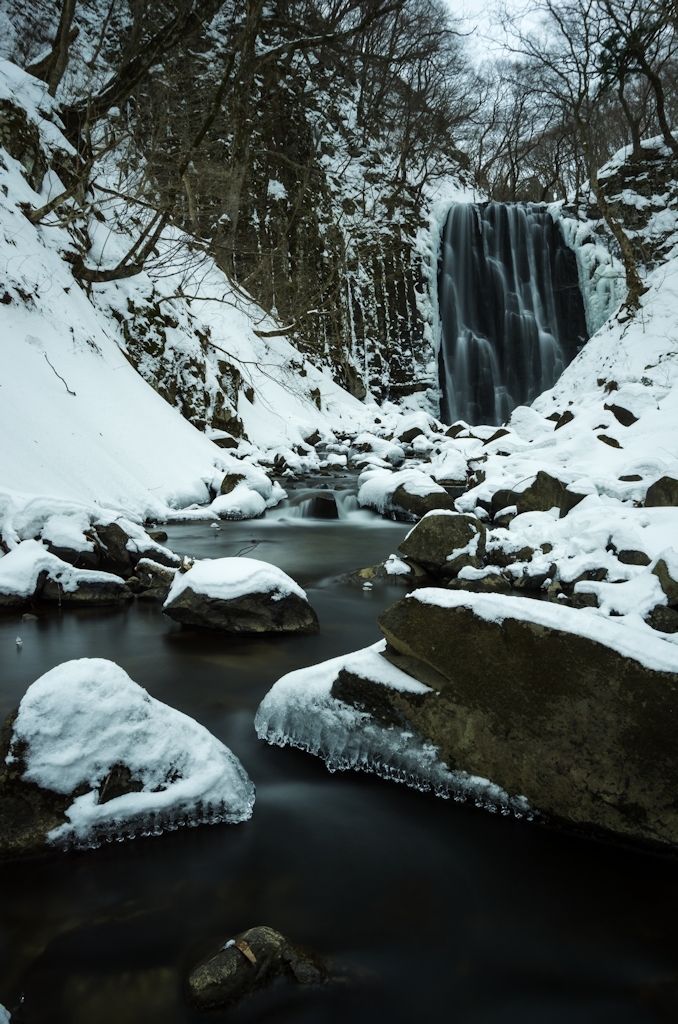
[374,594,678,849]
[187,925,326,1010]
[398,513,485,574]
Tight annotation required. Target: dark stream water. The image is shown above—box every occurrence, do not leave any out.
[1,481,677,1023]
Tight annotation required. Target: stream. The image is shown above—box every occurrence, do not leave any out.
[0,477,677,1023]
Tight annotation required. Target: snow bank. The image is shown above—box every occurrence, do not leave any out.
[165,556,307,606]
[0,60,377,535]
[7,659,255,848]
[255,640,530,816]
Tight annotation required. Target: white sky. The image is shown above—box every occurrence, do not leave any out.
[445,0,532,64]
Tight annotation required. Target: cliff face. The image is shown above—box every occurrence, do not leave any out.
[188,45,449,409]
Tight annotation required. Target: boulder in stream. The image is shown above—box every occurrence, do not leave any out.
[0,658,255,858]
[163,557,318,633]
[133,558,178,602]
[358,468,456,521]
[0,540,133,610]
[187,926,327,1010]
[376,590,678,849]
[256,588,678,851]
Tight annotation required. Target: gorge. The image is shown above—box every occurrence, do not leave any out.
[2,0,678,1019]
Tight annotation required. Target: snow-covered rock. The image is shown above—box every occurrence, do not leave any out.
[357,467,456,520]
[257,586,678,848]
[397,509,486,575]
[0,659,255,855]
[163,557,318,633]
[0,539,132,608]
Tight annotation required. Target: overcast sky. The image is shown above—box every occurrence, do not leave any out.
[446,0,540,64]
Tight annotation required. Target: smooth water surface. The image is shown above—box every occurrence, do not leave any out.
[0,496,677,1023]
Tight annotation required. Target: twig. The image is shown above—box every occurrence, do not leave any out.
[234,540,261,557]
[44,353,76,395]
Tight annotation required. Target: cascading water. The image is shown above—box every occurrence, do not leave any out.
[438,202,588,426]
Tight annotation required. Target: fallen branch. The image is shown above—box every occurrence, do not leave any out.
[44,353,76,395]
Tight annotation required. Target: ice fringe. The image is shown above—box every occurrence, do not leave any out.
[255,641,532,820]
[49,800,249,852]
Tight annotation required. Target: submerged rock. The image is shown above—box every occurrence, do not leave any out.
[342,554,431,587]
[163,557,318,633]
[0,658,254,858]
[187,925,326,1010]
[295,492,338,519]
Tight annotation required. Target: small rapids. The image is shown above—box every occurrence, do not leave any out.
[265,476,376,524]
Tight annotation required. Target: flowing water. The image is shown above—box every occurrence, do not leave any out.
[438,203,589,425]
[0,480,677,1023]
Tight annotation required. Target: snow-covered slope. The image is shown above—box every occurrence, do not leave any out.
[453,246,678,513]
[0,61,376,534]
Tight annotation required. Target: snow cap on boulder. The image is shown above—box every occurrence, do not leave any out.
[2,658,255,852]
[163,556,319,633]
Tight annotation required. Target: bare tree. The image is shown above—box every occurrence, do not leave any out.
[498,0,647,308]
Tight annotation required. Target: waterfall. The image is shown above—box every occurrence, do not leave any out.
[438,202,588,426]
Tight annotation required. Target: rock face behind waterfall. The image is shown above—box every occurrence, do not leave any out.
[438,203,588,425]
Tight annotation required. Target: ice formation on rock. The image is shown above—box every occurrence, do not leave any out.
[255,641,531,817]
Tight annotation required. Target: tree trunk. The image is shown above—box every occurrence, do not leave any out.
[617,84,643,161]
[588,166,646,309]
[27,0,78,97]
[636,50,678,159]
